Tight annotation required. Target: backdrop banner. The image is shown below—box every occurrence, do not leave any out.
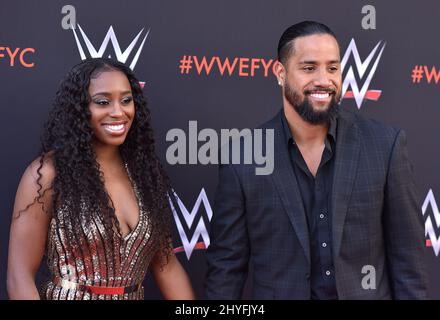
[1,0,439,299]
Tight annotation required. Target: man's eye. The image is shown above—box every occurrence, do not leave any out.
[303,66,315,71]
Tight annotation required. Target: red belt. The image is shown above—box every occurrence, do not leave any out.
[55,277,142,295]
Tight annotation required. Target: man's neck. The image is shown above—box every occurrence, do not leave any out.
[283,103,329,148]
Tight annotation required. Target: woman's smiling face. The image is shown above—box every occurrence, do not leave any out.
[88,69,135,147]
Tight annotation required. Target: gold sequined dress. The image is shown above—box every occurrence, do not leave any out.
[40,169,155,300]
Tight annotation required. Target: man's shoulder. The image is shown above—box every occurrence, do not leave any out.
[255,107,403,141]
[339,107,401,142]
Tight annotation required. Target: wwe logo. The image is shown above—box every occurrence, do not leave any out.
[341,38,386,109]
[422,189,440,256]
[170,188,213,259]
[72,24,149,70]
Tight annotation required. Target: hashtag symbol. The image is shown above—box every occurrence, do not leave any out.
[411,65,424,83]
[179,55,193,74]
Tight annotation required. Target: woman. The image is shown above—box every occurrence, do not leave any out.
[7,58,195,300]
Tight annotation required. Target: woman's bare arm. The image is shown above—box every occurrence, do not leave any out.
[151,249,196,300]
[7,157,54,300]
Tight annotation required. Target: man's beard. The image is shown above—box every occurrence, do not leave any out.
[284,82,340,125]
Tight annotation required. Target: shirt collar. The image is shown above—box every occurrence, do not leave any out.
[281,109,338,148]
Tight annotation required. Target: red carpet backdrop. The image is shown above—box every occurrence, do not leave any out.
[0,0,439,299]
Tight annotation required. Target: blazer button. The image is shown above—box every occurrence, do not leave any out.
[306,273,310,280]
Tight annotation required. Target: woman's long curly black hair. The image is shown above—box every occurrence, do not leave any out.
[28,58,174,262]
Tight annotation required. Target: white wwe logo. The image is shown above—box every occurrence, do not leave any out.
[341,38,386,109]
[423,189,440,256]
[170,189,213,260]
[72,24,149,70]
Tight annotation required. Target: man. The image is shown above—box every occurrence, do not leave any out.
[205,21,427,299]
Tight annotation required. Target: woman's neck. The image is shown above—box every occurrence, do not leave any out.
[93,142,123,169]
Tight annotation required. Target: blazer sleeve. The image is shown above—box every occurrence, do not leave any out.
[383,129,428,299]
[205,162,250,299]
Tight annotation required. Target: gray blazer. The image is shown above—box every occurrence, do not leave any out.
[205,108,427,299]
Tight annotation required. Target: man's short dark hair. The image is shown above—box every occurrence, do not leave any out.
[277,21,338,65]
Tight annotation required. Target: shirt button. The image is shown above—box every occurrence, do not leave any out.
[325,270,331,276]
[319,214,325,219]
[322,242,327,248]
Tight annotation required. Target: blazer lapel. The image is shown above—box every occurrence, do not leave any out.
[331,109,360,258]
[270,111,310,264]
